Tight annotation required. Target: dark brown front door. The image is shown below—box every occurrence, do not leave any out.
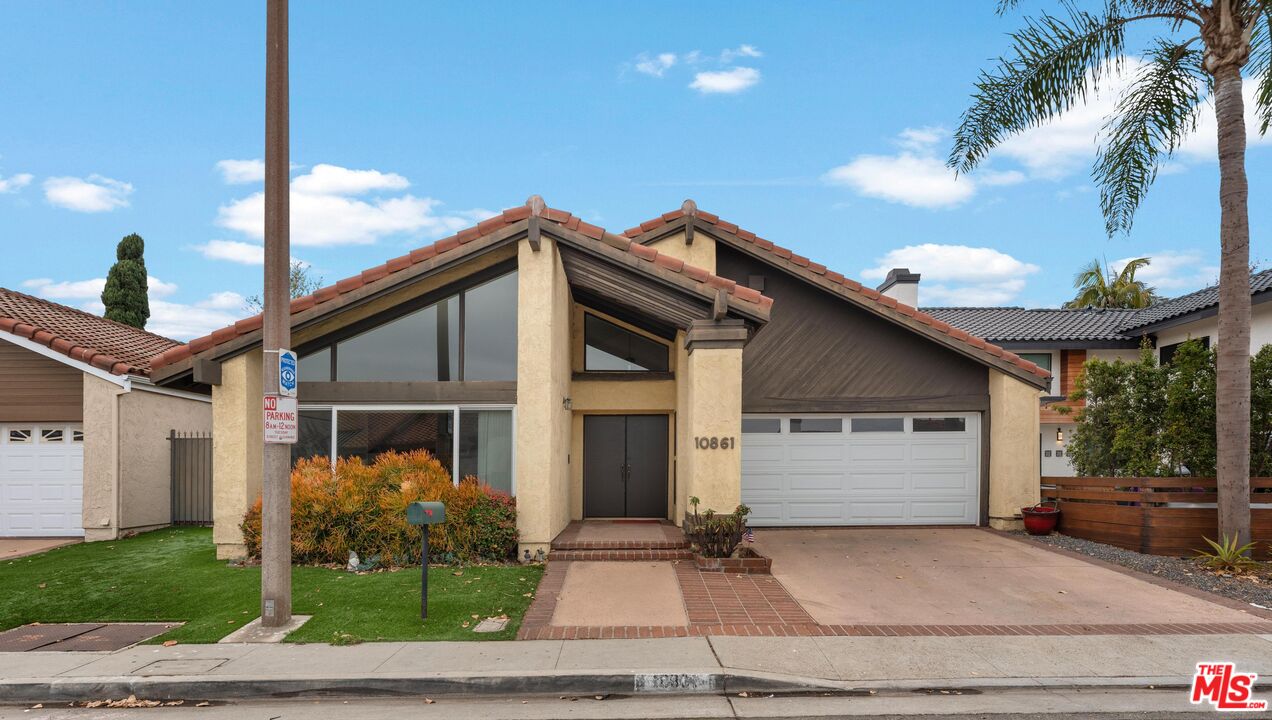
[583,414,669,518]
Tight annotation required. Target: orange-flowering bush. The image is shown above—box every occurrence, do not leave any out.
[241,450,518,565]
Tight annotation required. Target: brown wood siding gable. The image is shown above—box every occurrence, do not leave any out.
[1059,349,1086,397]
[715,247,989,413]
[0,341,84,422]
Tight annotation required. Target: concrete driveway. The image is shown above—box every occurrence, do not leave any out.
[753,527,1260,626]
[1,537,79,561]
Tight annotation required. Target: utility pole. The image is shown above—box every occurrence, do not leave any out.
[260,0,292,627]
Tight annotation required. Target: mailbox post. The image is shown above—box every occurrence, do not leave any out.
[406,502,446,619]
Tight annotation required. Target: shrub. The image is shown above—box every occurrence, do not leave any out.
[683,497,750,558]
[241,450,518,566]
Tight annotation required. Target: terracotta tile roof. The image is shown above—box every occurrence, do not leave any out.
[150,199,774,372]
[622,206,1051,382]
[0,288,182,376]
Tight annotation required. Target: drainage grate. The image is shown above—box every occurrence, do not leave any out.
[0,623,181,652]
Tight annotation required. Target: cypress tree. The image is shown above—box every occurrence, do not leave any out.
[101,233,150,329]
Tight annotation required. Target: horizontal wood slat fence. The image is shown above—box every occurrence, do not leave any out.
[1042,477,1272,557]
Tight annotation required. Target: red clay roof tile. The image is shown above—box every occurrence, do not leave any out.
[0,288,183,376]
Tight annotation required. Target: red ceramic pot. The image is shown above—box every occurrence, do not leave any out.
[1021,502,1059,535]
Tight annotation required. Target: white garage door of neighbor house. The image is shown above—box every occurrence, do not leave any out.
[741,414,980,526]
[0,424,85,537]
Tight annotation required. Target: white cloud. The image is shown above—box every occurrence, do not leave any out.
[23,275,178,300]
[197,291,247,311]
[690,67,760,94]
[825,127,1022,209]
[863,243,1040,306]
[290,164,408,195]
[634,52,677,77]
[141,299,242,341]
[215,159,266,184]
[43,174,133,212]
[215,163,495,247]
[195,239,264,265]
[1112,250,1219,294]
[719,44,762,63]
[0,173,33,193]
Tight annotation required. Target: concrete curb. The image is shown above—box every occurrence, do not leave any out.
[0,670,1213,704]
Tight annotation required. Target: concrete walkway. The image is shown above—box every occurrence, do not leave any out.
[1,537,79,561]
[3,633,1272,703]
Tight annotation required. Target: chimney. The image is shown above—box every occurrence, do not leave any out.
[877,268,920,307]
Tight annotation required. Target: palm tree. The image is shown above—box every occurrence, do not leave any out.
[949,0,1269,545]
[1065,257,1160,308]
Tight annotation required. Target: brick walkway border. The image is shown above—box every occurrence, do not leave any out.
[517,621,1272,641]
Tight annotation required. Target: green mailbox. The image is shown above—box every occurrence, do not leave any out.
[405,501,445,620]
[407,501,446,526]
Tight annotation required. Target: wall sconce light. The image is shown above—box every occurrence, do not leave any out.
[562,396,573,410]
[1055,427,1064,443]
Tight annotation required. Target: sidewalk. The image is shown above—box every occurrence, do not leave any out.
[3,632,1272,703]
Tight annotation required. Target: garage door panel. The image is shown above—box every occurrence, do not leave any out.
[743,414,979,527]
[847,443,907,462]
[912,471,974,491]
[847,472,906,491]
[787,443,844,462]
[1,423,85,537]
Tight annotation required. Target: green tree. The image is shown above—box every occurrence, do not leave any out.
[1162,339,1217,475]
[1065,257,1159,308]
[950,0,1270,545]
[1252,345,1272,475]
[100,233,150,329]
[245,261,323,313]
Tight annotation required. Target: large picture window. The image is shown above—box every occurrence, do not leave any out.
[294,406,515,495]
[298,270,517,383]
[583,314,670,372]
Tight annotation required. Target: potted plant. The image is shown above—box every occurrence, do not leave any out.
[1021,501,1060,535]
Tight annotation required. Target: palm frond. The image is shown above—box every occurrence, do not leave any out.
[950,2,1130,174]
[1093,39,1206,235]
[1251,3,1272,134]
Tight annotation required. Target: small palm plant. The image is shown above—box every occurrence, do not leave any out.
[1194,534,1260,573]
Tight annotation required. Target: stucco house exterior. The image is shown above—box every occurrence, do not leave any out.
[148,198,1050,560]
[0,289,212,539]
[927,268,1272,477]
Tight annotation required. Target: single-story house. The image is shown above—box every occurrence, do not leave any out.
[926,268,1272,476]
[148,198,1049,560]
[0,289,212,539]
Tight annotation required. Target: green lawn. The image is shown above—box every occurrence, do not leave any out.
[0,527,543,644]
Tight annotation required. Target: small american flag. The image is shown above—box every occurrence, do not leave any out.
[744,527,755,543]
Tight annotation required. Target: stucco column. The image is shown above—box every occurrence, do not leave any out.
[514,237,572,557]
[677,319,746,521]
[81,374,124,541]
[212,350,263,559]
[987,368,1041,530]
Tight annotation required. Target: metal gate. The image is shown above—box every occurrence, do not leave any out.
[169,430,213,525]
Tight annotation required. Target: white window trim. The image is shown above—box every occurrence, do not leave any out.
[299,403,517,494]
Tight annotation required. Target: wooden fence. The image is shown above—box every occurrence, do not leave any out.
[1041,477,1272,557]
[170,430,213,526]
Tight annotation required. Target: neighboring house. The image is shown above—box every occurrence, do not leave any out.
[926,268,1272,477]
[0,289,212,539]
[148,198,1048,560]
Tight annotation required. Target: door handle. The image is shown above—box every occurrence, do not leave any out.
[620,462,628,483]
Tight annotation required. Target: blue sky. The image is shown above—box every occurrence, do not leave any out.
[0,1,1268,339]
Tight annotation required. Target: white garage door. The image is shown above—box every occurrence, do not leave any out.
[742,414,980,526]
[0,424,84,537]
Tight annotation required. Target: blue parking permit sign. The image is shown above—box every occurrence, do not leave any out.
[278,349,298,397]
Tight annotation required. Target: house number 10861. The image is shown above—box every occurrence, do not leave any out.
[695,436,735,450]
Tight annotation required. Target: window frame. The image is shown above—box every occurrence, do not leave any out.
[297,403,517,495]
[582,312,671,373]
[295,263,517,384]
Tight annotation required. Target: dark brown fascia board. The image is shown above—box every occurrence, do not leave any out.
[150,221,528,384]
[660,223,1049,390]
[541,222,770,327]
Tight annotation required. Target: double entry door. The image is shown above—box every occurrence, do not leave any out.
[582,414,669,518]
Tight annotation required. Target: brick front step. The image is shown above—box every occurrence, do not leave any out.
[550,540,690,551]
[547,549,694,561]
